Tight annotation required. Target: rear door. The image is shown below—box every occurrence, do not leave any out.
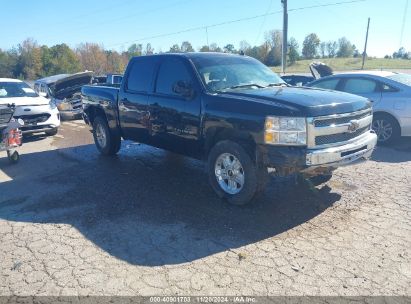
[148,56,202,156]
[118,56,159,141]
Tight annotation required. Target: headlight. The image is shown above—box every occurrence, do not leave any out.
[264,116,307,145]
[49,99,57,110]
[56,100,72,111]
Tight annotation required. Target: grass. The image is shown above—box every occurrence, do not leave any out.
[271,57,411,74]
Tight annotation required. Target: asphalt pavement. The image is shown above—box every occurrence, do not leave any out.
[0,120,410,296]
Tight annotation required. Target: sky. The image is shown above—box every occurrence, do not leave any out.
[1,0,410,58]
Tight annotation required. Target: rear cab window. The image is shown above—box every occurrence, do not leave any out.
[126,57,159,93]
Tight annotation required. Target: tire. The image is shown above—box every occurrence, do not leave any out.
[372,114,400,145]
[92,116,121,156]
[7,151,19,164]
[308,174,332,186]
[45,128,58,136]
[207,140,264,206]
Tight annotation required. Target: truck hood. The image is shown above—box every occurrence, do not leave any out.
[219,86,371,117]
[50,72,93,99]
[0,96,49,107]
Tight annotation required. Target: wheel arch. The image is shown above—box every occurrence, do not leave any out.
[204,127,257,163]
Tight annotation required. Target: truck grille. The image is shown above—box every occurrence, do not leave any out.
[71,98,82,110]
[314,110,371,127]
[15,114,51,125]
[307,108,373,148]
[315,126,369,146]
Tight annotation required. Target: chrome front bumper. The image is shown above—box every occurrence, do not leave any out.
[304,131,377,171]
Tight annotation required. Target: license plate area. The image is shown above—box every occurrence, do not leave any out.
[341,146,367,157]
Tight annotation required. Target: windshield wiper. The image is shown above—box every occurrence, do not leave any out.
[267,83,289,87]
[228,83,267,89]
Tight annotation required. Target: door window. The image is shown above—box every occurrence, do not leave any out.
[126,58,157,92]
[313,78,340,90]
[343,78,378,94]
[155,58,192,96]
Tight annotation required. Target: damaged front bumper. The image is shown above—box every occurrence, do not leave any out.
[303,130,377,173]
[260,130,377,176]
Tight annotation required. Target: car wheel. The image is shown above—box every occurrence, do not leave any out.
[45,128,58,136]
[372,114,400,145]
[92,116,121,156]
[207,140,264,206]
[7,151,20,164]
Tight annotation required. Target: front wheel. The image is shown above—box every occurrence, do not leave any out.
[372,114,400,145]
[207,140,264,206]
[92,116,121,156]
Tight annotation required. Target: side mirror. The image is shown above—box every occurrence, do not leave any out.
[172,80,195,100]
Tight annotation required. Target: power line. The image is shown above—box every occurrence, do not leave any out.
[107,0,367,49]
[400,0,409,47]
[254,0,274,46]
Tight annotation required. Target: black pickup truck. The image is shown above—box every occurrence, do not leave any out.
[81,53,377,205]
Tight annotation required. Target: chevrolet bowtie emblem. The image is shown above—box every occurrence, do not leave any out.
[347,120,360,133]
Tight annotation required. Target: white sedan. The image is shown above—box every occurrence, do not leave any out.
[0,78,60,136]
[307,71,411,144]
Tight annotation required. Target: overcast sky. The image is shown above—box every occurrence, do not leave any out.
[2,0,410,57]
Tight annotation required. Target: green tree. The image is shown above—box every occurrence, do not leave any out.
[15,38,43,79]
[169,44,181,53]
[144,43,154,55]
[288,37,300,64]
[127,43,143,58]
[264,30,282,66]
[181,41,194,52]
[302,33,320,59]
[223,44,236,53]
[326,41,338,58]
[209,43,222,52]
[337,37,355,57]
[199,45,210,52]
[0,49,18,78]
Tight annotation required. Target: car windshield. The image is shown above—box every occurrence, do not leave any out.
[191,55,285,92]
[0,82,38,98]
[387,73,411,86]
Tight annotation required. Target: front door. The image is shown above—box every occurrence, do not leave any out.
[148,56,202,156]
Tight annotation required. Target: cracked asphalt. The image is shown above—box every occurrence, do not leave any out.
[0,120,410,296]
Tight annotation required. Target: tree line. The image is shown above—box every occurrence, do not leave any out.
[0,31,409,80]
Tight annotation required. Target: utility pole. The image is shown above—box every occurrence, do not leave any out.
[361,17,370,70]
[281,0,288,74]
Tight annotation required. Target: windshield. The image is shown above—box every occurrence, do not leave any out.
[0,81,38,98]
[191,55,285,92]
[387,73,411,86]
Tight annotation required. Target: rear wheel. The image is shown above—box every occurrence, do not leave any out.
[208,140,264,206]
[92,116,121,155]
[372,114,400,145]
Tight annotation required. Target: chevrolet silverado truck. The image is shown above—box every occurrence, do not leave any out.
[81,53,377,205]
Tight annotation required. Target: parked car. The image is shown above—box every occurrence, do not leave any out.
[92,74,123,87]
[307,71,411,144]
[81,53,377,205]
[0,78,60,136]
[34,71,93,120]
[281,75,315,86]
